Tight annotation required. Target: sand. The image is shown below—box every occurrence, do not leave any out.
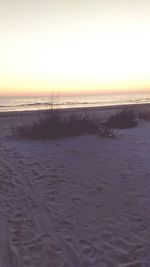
[0,105,150,266]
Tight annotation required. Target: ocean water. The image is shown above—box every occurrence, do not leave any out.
[0,92,150,112]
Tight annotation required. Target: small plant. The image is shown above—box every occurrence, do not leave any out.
[106,109,138,129]
[98,125,116,138]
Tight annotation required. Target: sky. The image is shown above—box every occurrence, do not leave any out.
[0,0,150,96]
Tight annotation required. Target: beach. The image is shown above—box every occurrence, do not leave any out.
[0,104,150,266]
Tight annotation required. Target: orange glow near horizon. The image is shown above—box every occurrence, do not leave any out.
[0,1,150,97]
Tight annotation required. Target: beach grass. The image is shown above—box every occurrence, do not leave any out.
[12,105,150,140]
[138,110,150,121]
[106,109,138,129]
[13,109,100,139]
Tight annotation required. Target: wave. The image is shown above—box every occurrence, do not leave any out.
[0,93,150,112]
[0,101,104,108]
[0,102,55,108]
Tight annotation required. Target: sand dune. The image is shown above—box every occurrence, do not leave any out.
[0,107,150,266]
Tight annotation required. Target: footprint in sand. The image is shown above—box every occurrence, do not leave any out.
[51,168,57,172]
[44,248,62,264]
[130,244,144,261]
[95,186,104,194]
[60,220,73,231]
[29,243,44,260]
[79,239,103,266]
[72,197,82,206]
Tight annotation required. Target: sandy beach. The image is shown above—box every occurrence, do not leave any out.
[0,104,150,266]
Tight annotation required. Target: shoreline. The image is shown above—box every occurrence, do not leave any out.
[0,102,150,118]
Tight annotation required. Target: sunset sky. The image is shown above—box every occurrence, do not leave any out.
[0,0,150,96]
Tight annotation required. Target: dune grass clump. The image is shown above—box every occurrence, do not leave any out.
[14,110,99,139]
[138,110,150,121]
[106,109,138,129]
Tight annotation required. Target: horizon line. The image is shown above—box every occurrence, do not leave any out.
[0,88,150,98]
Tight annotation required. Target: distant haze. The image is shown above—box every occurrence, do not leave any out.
[0,0,150,96]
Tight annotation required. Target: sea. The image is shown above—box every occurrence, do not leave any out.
[0,92,150,112]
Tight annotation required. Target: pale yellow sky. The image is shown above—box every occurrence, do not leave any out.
[0,0,150,96]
